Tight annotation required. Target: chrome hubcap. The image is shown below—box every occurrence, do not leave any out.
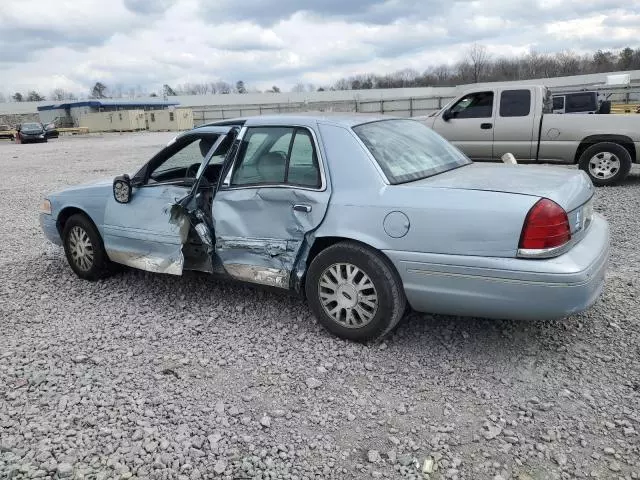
[318,263,378,328]
[69,226,94,272]
[589,152,620,180]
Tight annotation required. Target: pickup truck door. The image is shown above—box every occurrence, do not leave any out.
[212,125,331,289]
[430,90,495,161]
[492,87,537,161]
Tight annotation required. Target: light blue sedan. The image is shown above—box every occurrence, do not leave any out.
[39,115,609,342]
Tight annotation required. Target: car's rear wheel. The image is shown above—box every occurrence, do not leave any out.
[305,241,406,342]
[578,142,632,186]
[62,214,111,281]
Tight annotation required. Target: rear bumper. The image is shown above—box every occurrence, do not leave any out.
[40,213,62,246]
[384,214,609,321]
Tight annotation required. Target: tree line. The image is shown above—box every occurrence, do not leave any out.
[2,44,639,102]
[331,45,640,90]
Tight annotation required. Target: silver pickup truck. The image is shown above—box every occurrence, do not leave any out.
[421,85,640,186]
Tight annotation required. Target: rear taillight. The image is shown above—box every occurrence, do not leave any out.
[519,198,571,251]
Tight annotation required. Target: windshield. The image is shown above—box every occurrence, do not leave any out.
[353,119,471,184]
[22,123,42,129]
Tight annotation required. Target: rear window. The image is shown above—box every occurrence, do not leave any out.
[353,119,471,184]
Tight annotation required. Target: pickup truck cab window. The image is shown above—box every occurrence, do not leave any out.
[450,91,494,119]
[499,89,531,117]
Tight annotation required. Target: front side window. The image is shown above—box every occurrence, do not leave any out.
[450,91,494,119]
[148,135,221,184]
[231,127,321,187]
[353,119,471,184]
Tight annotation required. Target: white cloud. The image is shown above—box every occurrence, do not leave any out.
[0,0,638,96]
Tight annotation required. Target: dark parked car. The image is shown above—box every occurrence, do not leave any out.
[16,122,47,143]
[43,123,59,139]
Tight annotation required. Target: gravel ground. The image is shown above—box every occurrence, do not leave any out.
[0,133,639,480]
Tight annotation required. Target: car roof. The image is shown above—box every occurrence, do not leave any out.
[195,112,404,130]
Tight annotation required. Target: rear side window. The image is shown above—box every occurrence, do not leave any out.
[231,127,321,187]
[500,89,531,117]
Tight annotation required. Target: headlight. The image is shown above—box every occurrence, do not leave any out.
[40,199,52,214]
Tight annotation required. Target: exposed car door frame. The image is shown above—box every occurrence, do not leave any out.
[101,128,233,275]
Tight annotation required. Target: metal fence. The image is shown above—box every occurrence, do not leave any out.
[191,95,455,125]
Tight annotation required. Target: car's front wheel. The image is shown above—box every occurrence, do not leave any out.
[305,241,407,342]
[62,214,111,281]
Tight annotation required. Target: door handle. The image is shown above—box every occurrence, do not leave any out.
[481,123,493,129]
[293,204,312,213]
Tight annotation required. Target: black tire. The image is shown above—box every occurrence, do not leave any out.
[305,241,407,343]
[578,142,632,186]
[62,214,111,281]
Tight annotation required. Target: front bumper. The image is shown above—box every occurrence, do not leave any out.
[20,134,45,142]
[39,213,62,246]
[384,213,610,321]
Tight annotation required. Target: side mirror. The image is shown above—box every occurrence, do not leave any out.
[113,174,132,204]
[442,109,452,122]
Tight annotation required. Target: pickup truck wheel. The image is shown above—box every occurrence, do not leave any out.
[578,142,632,186]
[305,242,407,343]
[62,214,112,281]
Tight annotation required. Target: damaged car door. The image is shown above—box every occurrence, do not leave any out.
[102,128,231,275]
[213,125,331,288]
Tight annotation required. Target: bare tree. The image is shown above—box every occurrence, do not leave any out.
[467,43,490,83]
[215,81,232,94]
[333,78,351,90]
[456,60,474,83]
[291,83,306,93]
[555,50,580,76]
[50,88,77,101]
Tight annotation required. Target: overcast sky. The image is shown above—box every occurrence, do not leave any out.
[0,0,638,96]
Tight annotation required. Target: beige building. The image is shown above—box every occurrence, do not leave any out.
[79,110,147,132]
[147,108,194,131]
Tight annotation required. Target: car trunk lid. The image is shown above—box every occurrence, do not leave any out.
[410,163,594,213]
